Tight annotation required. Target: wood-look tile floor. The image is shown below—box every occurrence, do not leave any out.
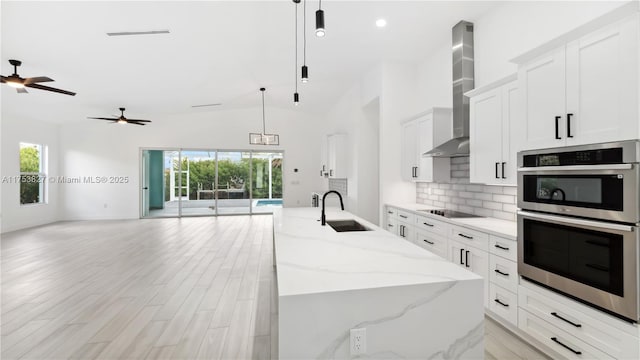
[1,216,548,359]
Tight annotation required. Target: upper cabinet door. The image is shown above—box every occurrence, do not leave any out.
[519,48,566,151]
[470,87,502,184]
[401,120,418,181]
[565,16,639,146]
[327,133,348,178]
[502,81,520,184]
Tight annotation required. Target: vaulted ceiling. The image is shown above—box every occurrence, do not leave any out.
[1,1,499,124]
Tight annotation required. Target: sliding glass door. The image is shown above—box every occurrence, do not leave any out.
[179,150,217,216]
[251,152,283,214]
[141,148,282,218]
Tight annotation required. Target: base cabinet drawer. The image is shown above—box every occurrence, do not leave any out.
[450,225,489,251]
[396,210,415,223]
[489,235,517,262]
[416,215,450,236]
[489,256,518,293]
[386,218,398,235]
[415,231,448,259]
[386,206,398,217]
[519,282,639,359]
[518,308,614,360]
[489,283,517,326]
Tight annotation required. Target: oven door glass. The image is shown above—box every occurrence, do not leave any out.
[523,218,624,296]
[522,174,623,211]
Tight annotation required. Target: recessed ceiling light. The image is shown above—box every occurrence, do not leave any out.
[376,19,387,28]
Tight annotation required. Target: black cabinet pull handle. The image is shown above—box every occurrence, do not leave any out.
[465,250,470,267]
[494,299,509,307]
[495,162,499,179]
[423,239,434,245]
[494,269,509,277]
[550,337,582,355]
[388,211,393,214]
[555,116,562,139]
[400,225,405,237]
[320,170,323,176]
[551,312,582,328]
[494,244,510,251]
[330,169,334,177]
[423,222,434,227]
[501,162,506,179]
[399,214,408,219]
[458,233,473,240]
[460,249,465,265]
[567,113,573,138]
[388,224,394,227]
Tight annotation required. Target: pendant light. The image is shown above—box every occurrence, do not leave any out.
[293,0,300,105]
[301,0,309,83]
[315,0,325,37]
[249,88,280,145]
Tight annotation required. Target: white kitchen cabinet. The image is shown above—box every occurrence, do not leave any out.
[326,133,348,178]
[449,238,489,306]
[401,120,418,181]
[468,75,519,185]
[415,230,448,259]
[319,135,328,177]
[514,13,639,150]
[401,108,451,182]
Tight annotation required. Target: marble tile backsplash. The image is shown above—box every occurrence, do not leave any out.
[416,156,517,221]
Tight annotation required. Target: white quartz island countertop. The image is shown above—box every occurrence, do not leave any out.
[273,207,484,359]
[274,207,481,296]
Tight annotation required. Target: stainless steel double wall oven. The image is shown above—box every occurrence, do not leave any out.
[517,140,640,322]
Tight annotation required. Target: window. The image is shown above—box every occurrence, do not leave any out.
[19,142,46,205]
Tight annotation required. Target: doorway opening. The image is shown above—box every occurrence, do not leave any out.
[141,148,283,218]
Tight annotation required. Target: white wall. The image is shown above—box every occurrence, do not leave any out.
[417,0,628,109]
[1,113,60,233]
[322,62,421,224]
[58,107,322,220]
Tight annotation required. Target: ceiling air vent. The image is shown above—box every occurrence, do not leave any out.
[106,30,170,36]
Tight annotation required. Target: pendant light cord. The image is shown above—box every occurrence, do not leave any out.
[303,0,306,66]
[295,2,298,92]
[319,0,321,10]
[261,89,266,133]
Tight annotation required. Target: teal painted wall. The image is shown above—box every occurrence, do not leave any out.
[149,150,164,209]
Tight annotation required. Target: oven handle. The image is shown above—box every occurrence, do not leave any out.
[518,210,634,232]
[518,164,633,172]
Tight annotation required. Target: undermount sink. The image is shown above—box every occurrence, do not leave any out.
[326,219,371,232]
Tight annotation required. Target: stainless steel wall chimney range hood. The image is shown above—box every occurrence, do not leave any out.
[424,20,474,157]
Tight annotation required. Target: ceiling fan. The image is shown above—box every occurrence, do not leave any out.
[88,108,152,126]
[1,59,76,96]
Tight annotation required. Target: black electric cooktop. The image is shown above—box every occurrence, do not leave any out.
[417,209,483,218]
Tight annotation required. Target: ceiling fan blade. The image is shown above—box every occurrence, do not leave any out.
[127,121,146,126]
[1,76,7,83]
[125,118,152,122]
[25,83,76,96]
[17,87,28,93]
[88,117,119,121]
[24,76,54,84]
